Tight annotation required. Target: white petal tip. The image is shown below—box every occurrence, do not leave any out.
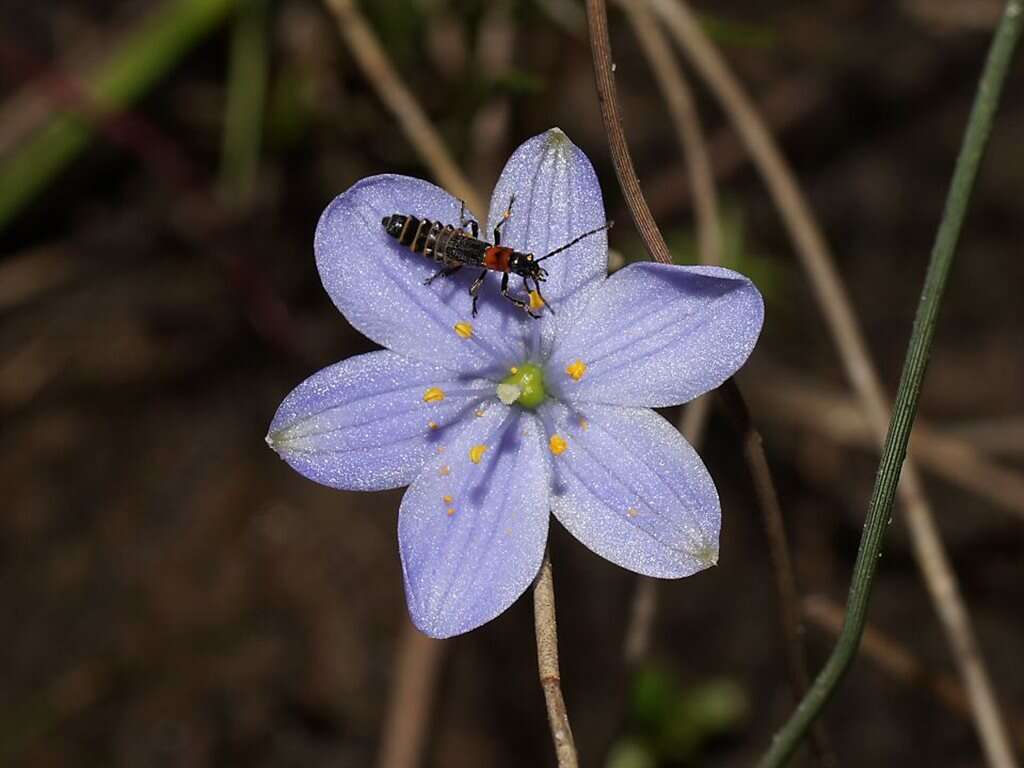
[545,127,572,149]
[265,431,286,453]
[695,542,719,568]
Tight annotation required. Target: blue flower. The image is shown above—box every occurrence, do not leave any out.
[267,129,764,638]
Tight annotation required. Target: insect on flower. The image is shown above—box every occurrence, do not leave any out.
[267,128,764,638]
[381,197,612,317]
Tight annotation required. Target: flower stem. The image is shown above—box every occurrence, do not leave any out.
[758,3,1024,766]
[534,549,578,768]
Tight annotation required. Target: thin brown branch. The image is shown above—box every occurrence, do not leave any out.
[618,0,721,265]
[319,7,495,768]
[323,0,486,217]
[585,4,830,761]
[717,379,837,768]
[748,370,1024,521]
[946,417,1024,459]
[376,620,445,768]
[647,1,1018,765]
[0,245,77,312]
[802,595,1024,754]
[535,549,579,768]
[618,0,721,666]
[584,0,672,265]
[468,1,516,190]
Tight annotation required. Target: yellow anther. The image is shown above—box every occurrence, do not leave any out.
[443,495,453,504]
[438,464,450,477]
[510,366,519,374]
[469,444,487,464]
[423,387,445,403]
[475,408,485,417]
[529,290,545,310]
[627,507,639,518]
[549,434,568,456]
[454,321,474,339]
[446,507,456,517]
[578,417,589,431]
[566,360,587,381]
[436,445,445,454]
[427,421,439,430]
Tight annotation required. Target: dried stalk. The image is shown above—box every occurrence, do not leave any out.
[748,371,1024,521]
[376,621,444,768]
[324,0,485,217]
[535,550,579,768]
[618,0,721,265]
[803,595,1024,754]
[584,6,827,762]
[647,1,1020,764]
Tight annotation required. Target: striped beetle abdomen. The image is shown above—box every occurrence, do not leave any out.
[382,214,458,263]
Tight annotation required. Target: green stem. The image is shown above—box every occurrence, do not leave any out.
[218,0,270,209]
[759,2,1024,765]
[0,0,238,234]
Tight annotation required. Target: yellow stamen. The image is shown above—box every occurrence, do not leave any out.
[566,360,587,381]
[446,507,456,517]
[469,444,487,464]
[509,366,519,374]
[423,387,445,403]
[443,495,453,503]
[475,408,485,417]
[438,465,450,477]
[627,507,639,518]
[436,446,445,454]
[454,321,474,339]
[549,434,568,456]
[529,290,545,310]
[427,421,439,430]
[578,417,589,431]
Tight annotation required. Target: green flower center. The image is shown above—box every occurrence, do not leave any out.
[497,362,547,409]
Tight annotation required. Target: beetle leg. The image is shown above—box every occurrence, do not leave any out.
[531,278,555,316]
[493,194,515,245]
[469,270,487,316]
[423,264,461,286]
[458,200,480,238]
[501,272,540,318]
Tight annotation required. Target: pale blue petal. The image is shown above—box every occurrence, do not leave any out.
[315,175,531,378]
[399,403,550,638]
[547,263,763,407]
[267,351,493,491]
[487,129,609,354]
[540,401,719,578]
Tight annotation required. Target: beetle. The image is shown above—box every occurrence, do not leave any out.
[381,196,612,318]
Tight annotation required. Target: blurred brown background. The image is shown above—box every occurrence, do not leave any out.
[1,1,1022,766]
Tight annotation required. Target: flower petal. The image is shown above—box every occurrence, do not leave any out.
[315,174,530,378]
[487,129,609,349]
[547,263,763,407]
[540,401,719,578]
[399,403,550,637]
[267,351,492,491]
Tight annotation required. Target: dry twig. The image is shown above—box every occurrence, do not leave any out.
[585,3,830,760]
[748,371,1024,521]
[646,1,1018,765]
[618,0,721,265]
[376,620,445,768]
[535,550,579,768]
[324,0,485,217]
[803,595,1024,753]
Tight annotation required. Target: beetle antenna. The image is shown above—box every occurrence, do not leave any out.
[535,221,614,262]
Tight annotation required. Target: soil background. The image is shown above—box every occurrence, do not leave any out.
[1,1,1022,766]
